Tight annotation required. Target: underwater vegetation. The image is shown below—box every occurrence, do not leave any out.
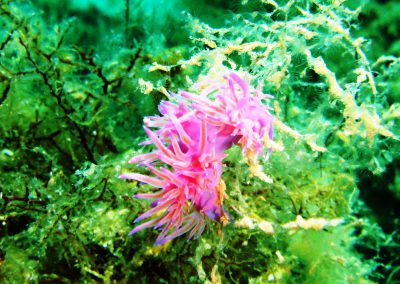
[0,0,399,283]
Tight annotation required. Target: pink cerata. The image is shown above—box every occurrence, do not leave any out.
[120,72,274,245]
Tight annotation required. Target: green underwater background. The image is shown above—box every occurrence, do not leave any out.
[0,0,399,283]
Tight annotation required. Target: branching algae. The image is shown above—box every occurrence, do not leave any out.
[0,0,399,283]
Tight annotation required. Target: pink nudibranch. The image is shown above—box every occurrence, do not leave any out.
[120,72,274,245]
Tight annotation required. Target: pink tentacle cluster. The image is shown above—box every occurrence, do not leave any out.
[120,72,274,245]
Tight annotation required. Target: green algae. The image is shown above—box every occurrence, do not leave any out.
[0,0,399,283]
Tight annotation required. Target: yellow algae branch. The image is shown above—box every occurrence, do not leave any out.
[235,216,275,234]
[283,215,343,231]
[304,49,397,144]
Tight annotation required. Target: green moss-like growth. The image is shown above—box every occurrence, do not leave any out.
[1,0,399,283]
[286,228,372,284]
